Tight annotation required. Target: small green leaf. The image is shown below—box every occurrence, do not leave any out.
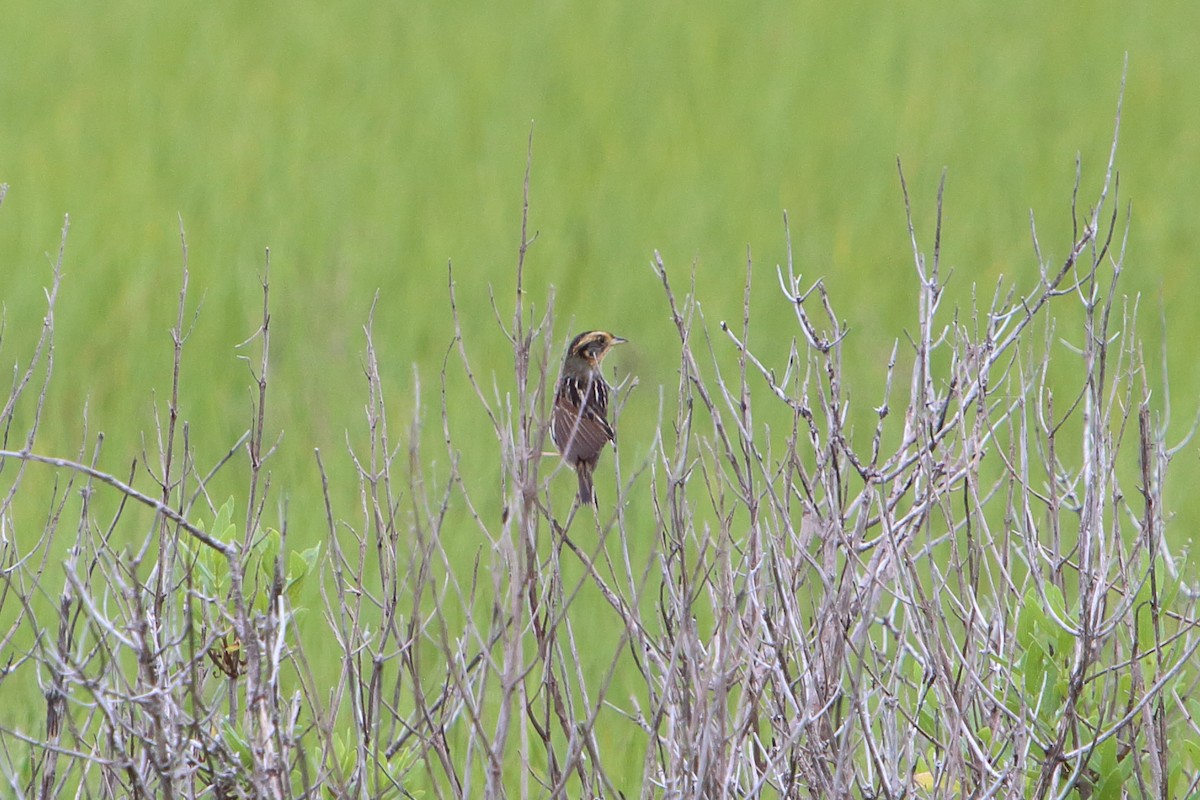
[1114,673,1132,711]
[1094,732,1117,774]
[204,546,230,594]
[1016,587,1046,647]
[1022,642,1046,699]
[1093,766,1121,800]
[299,543,321,573]
[1043,583,1067,622]
[213,497,235,542]
[977,726,992,749]
[223,723,252,768]
[260,527,281,563]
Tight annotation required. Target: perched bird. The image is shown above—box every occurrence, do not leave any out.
[552,330,627,505]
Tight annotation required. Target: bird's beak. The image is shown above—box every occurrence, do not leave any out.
[612,336,628,345]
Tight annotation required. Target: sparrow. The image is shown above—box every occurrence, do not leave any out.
[551,330,626,504]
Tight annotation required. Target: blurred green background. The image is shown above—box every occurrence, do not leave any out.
[1,0,1197,783]
[2,0,1196,472]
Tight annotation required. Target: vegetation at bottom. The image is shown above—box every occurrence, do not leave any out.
[1,110,1198,797]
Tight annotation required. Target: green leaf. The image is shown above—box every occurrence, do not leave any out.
[1094,732,1117,775]
[1093,766,1121,800]
[1022,642,1046,700]
[333,731,355,779]
[976,726,992,750]
[213,497,235,543]
[1180,717,1200,769]
[260,527,281,563]
[1136,600,1156,652]
[1114,673,1132,713]
[1043,583,1067,623]
[1017,587,1047,647]
[201,545,230,594]
[298,543,321,574]
[223,723,252,768]
[916,700,936,739]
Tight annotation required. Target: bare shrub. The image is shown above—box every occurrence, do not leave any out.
[0,97,1198,799]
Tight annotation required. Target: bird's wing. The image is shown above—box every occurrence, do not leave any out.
[555,374,615,456]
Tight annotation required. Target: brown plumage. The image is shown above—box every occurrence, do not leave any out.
[552,330,626,505]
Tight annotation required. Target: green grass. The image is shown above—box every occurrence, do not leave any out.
[1,0,1199,792]
[3,2,1196,436]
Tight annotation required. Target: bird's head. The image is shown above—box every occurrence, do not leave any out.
[565,330,627,367]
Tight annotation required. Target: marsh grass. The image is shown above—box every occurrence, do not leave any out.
[1,106,1199,799]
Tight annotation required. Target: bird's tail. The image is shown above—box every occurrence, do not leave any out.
[576,463,596,505]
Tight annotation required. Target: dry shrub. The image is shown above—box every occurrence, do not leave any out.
[1,99,1198,799]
